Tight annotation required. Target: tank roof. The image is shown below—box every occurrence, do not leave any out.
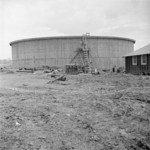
[10,36,135,45]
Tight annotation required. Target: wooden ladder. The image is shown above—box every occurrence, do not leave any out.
[83,49,91,73]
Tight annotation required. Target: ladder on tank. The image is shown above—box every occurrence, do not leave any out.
[68,33,92,74]
[82,33,91,73]
[83,48,90,73]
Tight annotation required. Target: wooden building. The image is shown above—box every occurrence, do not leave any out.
[124,44,150,75]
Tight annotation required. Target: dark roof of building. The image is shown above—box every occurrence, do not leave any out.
[9,36,135,45]
[124,44,150,57]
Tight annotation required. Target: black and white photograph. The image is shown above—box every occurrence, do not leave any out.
[0,0,150,149]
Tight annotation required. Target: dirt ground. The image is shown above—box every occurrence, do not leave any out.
[0,71,150,150]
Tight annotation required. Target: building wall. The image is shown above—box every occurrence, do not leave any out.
[125,54,150,74]
[11,36,135,70]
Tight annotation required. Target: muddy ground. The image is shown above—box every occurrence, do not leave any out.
[0,71,150,150]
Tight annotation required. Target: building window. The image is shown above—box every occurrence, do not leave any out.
[141,55,147,65]
[132,56,137,65]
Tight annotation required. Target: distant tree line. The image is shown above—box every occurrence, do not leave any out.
[0,59,12,65]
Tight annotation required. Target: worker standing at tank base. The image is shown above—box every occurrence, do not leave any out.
[112,65,116,72]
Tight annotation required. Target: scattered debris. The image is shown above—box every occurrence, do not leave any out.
[0,72,150,150]
[91,68,100,75]
[102,69,110,72]
[16,69,33,73]
[6,70,15,74]
[43,70,52,73]
[117,67,125,73]
[15,121,21,126]
[47,75,66,83]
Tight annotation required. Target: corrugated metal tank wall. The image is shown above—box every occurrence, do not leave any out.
[11,36,135,70]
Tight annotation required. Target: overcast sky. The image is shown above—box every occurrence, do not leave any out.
[0,0,150,59]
